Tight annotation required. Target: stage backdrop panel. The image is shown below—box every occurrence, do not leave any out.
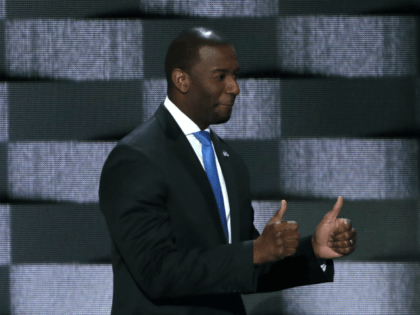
[1,1,419,314]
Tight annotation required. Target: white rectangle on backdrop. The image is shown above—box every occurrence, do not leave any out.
[139,0,278,17]
[8,141,116,202]
[279,139,419,200]
[278,16,416,77]
[6,20,143,80]
[10,264,113,315]
[0,205,10,265]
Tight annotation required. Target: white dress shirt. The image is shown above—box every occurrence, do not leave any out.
[163,96,232,244]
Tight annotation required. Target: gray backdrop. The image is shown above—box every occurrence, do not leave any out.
[0,0,419,314]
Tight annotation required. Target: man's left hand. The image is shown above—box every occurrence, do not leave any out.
[311,196,357,259]
[329,218,356,256]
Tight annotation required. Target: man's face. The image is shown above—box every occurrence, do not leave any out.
[187,44,240,130]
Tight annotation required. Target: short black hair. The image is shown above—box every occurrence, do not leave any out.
[165,27,231,89]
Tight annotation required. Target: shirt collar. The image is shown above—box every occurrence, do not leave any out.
[164,96,210,136]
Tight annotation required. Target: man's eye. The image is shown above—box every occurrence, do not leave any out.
[218,74,225,80]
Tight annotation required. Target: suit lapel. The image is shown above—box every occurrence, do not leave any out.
[210,130,241,244]
[154,104,228,243]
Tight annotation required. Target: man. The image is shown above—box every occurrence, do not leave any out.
[99,27,356,314]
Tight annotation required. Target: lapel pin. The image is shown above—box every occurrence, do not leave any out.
[223,151,229,157]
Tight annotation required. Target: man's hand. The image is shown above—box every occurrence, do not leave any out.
[312,196,356,259]
[253,200,300,265]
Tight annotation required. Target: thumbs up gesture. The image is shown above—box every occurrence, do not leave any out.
[253,200,300,265]
[311,196,357,259]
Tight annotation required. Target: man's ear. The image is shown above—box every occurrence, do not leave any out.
[171,68,190,94]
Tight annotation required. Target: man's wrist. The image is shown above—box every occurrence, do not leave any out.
[311,234,321,259]
[252,239,263,265]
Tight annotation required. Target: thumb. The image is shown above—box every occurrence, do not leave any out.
[273,200,287,221]
[326,196,343,219]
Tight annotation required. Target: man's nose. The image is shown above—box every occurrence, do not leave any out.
[226,76,240,96]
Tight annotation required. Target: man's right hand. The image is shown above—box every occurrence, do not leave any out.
[253,200,300,265]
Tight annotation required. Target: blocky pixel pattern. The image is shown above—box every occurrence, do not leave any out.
[1,1,420,314]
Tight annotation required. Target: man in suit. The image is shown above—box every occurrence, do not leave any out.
[99,27,356,314]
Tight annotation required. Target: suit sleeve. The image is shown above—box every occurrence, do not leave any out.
[99,144,257,300]
[254,236,334,293]
[241,166,334,293]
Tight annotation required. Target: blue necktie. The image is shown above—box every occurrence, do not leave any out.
[193,131,229,239]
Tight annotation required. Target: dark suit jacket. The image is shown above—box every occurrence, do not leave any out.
[99,103,334,314]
